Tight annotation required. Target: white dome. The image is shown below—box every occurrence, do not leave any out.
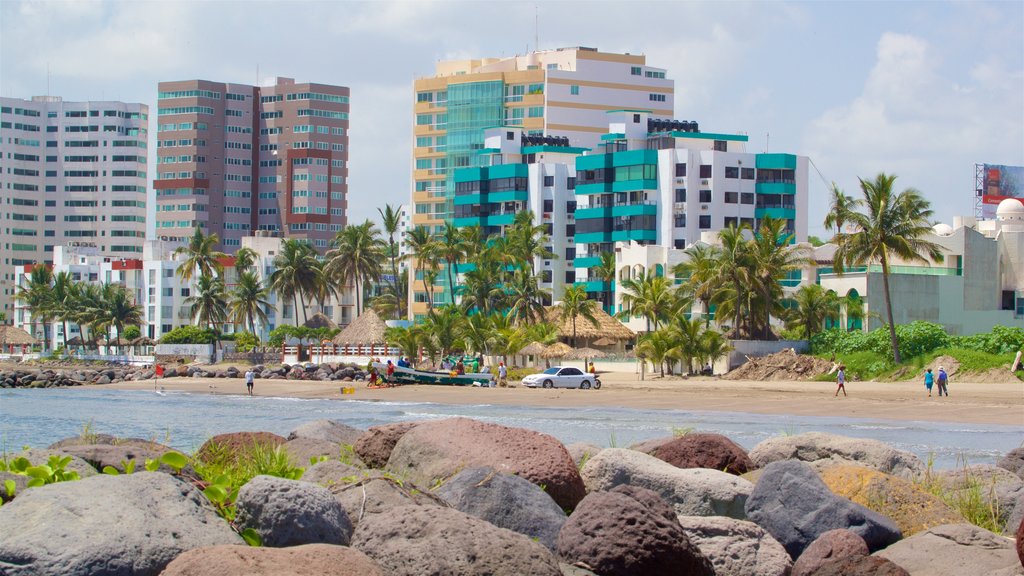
[996,198,1024,220]
[932,223,953,236]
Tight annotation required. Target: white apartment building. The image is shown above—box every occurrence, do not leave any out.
[0,96,148,319]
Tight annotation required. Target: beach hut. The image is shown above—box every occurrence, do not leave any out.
[331,309,389,355]
[0,325,37,355]
[303,312,338,331]
[516,341,547,368]
[543,306,635,353]
[540,341,572,368]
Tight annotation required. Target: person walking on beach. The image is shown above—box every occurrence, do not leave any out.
[498,362,508,387]
[244,368,254,396]
[936,366,949,397]
[835,365,847,397]
[924,368,935,397]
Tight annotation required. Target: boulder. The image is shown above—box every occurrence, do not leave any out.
[281,437,346,469]
[744,460,902,559]
[59,443,182,474]
[629,435,676,455]
[1007,492,1024,537]
[196,431,286,465]
[998,447,1024,480]
[580,447,752,518]
[385,417,585,509]
[161,544,385,576]
[9,448,98,478]
[748,432,925,479]
[805,555,909,576]
[48,433,120,448]
[235,475,352,547]
[329,471,445,527]
[874,523,1022,575]
[352,504,562,576]
[677,515,792,576]
[651,433,754,475]
[819,464,964,536]
[0,472,241,576]
[0,472,28,503]
[565,442,603,468]
[302,460,363,487]
[435,467,567,551]
[791,529,869,576]
[353,421,421,468]
[557,485,714,576]
[930,464,1024,524]
[1017,516,1023,567]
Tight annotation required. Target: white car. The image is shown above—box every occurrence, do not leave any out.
[522,366,599,389]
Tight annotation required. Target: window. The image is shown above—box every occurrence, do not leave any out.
[632,113,641,124]
[570,85,579,95]
[565,224,575,236]
[675,163,686,177]
[630,66,642,75]
[527,106,543,118]
[674,239,686,249]
[543,199,553,212]
[674,214,686,227]
[699,190,712,203]
[649,94,666,102]
[565,271,576,283]
[699,215,711,229]
[416,114,432,126]
[566,200,577,213]
[674,188,686,202]
[741,167,755,180]
[714,140,727,152]
[416,92,433,103]
[699,164,712,178]
[725,166,739,178]
[724,191,738,204]
[724,217,738,228]
[565,247,576,260]
[741,192,754,205]
[543,175,554,187]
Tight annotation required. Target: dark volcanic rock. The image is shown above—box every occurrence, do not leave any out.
[805,555,909,576]
[196,431,286,464]
[999,447,1024,480]
[792,529,869,576]
[651,433,754,475]
[353,421,421,468]
[235,475,352,547]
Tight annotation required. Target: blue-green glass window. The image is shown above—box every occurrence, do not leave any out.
[416,92,433,103]
[528,83,544,94]
[570,85,579,95]
[415,181,429,191]
[415,159,432,169]
[416,114,432,126]
[416,136,432,147]
[527,106,543,118]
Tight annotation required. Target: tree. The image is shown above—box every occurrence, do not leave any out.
[14,264,54,350]
[667,316,704,375]
[748,217,810,339]
[405,226,438,313]
[421,305,464,359]
[588,251,617,313]
[675,243,721,327]
[378,204,405,318]
[504,267,550,326]
[326,220,384,317]
[99,284,144,353]
[385,325,423,367]
[834,173,944,363]
[51,271,75,351]
[636,330,674,377]
[438,221,467,306]
[68,282,104,348]
[229,271,274,338]
[269,239,321,327]
[558,284,599,347]
[186,274,228,331]
[460,249,506,316]
[787,284,841,340]
[711,225,752,338]
[233,247,258,275]
[460,313,495,356]
[506,211,556,275]
[824,182,856,240]
[175,227,226,282]
[617,271,675,332]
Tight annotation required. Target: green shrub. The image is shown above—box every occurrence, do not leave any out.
[123,325,141,341]
[814,350,896,381]
[234,332,259,352]
[916,456,1005,533]
[950,325,1024,355]
[811,321,950,358]
[160,325,219,345]
[267,325,340,347]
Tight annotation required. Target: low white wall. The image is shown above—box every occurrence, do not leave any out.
[727,339,810,370]
[155,343,215,364]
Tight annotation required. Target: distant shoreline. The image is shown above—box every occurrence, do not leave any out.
[90,373,1024,427]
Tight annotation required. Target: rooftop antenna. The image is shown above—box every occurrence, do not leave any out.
[534,4,539,52]
[765,131,770,153]
[46,62,50,98]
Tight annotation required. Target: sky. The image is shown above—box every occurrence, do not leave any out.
[2,0,1022,238]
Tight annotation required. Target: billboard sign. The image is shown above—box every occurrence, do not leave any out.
[980,164,1024,218]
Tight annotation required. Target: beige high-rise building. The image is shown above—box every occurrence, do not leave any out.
[409,47,674,319]
[154,77,349,252]
[0,95,148,318]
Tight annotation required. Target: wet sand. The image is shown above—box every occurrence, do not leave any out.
[96,372,1024,427]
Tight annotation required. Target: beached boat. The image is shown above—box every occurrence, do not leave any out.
[371,362,491,386]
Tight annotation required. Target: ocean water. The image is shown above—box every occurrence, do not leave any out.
[1,388,1020,470]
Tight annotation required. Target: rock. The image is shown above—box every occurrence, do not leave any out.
[9,448,98,478]
[744,460,902,559]
[1017,516,1023,567]
[652,433,754,475]
[749,432,925,479]
[629,435,675,455]
[161,544,386,576]
[1008,492,1024,537]
[805,555,910,575]
[436,467,567,551]
[352,504,563,576]
[386,417,585,509]
[874,523,1022,576]
[353,421,421,468]
[196,431,286,465]
[999,447,1024,480]
[281,437,346,469]
[819,464,964,536]
[288,416,364,444]
[302,460,363,487]
[557,485,714,576]
[0,472,241,575]
[580,447,752,518]
[677,515,791,576]
[48,433,120,448]
[235,475,353,547]
[95,374,111,385]
[565,442,603,468]
[329,471,444,527]
[791,529,869,576]
[0,472,28,502]
[930,464,1024,524]
[59,443,182,474]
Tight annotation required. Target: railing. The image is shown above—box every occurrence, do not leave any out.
[281,343,400,358]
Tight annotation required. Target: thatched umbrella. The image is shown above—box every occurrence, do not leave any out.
[65,336,84,347]
[303,312,338,331]
[331,309,388,348]
[0,325,36,353]
[541,342,572,359]
[130,336,156,347]
[563,346,609,371]
[518,341,546,356]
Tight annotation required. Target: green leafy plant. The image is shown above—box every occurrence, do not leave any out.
[916,455,1005,533]
[234,332,259,353]
[3,454,81,488]
[159,325,220,345]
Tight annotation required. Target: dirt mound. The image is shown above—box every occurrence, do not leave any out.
[890,355,1020,384]
[722,348,835,381]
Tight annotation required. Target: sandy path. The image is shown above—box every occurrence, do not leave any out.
[92,372,1024,427]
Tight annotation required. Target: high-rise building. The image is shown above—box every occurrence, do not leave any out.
[0,95,148,318]
[410,46,674,318]
[154,77,349,252]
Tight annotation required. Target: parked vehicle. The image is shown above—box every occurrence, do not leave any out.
[522,366,597,389]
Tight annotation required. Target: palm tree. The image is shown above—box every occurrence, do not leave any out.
[507,211,556,275]
[460,313,494,357]
[422,305,464,359]
[175,227,226,282]
[589,251,617,313]
[326,220,384,317]
[787,284,841,340]
[675,243,721,327]
[617,271,675,332]
[404,226,438,313]
[269,239,321,327]
[385,325,423,367]
[636,330,674,377]
[229,271,274,338]
[51,271,75,351]
[834,173,944,363]
[505,267,550,326]
[712,224,752,337]
[69,282,104,348]
[438,221,467,306]
[824,182,856,240]
[186,274,228,331]
[667,316,704,375]
[558,284,599,347]
[233,247,258,275]
[14,264,54,350]
[378,204,405,318]
[748,216,810,339]
[99,284,144,354]
[460,251,506,316]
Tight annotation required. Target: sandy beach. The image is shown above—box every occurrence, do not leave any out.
[95,372,1024,427]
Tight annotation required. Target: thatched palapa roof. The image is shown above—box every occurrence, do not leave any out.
[303,312,338,330]
[543,306,635,341]
[65,336,84,346]
[332,309,388,345]
[517,341,547,356]
[563,347,609,360]
[0,325,36,346]
[592,337,617,347]
[541,342,572,359]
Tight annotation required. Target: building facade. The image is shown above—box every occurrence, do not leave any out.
[409,47,674,317]
[154,78,349,252]
[0,96,148,319]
